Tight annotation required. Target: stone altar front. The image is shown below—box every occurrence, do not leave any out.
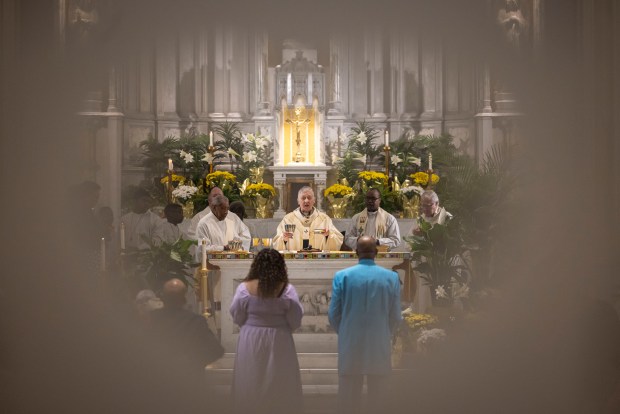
[211,254,409,353]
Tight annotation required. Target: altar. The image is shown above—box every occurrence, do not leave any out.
[208,252,412,353]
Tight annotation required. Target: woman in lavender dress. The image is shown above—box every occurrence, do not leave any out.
[230,248,304,414]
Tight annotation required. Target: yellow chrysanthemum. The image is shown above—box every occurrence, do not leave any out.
[357,171,388,183]
[247,183,276,197]
[205,171,237,186]
[410,172,439,186]
[324,184,353,198]
[404,313,438,330]
[160,174,185,184]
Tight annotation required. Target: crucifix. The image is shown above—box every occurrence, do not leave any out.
[285,106,310,163]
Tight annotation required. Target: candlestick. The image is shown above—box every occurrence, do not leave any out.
[120,222,125,250]
[384,130,389,146]
[100,237,106,272]
[428,153,432,171]
[207,145,215,174]
[168,158,173,171]
[201,239,207,269]
[209,131,214,147]
[384,144,391,178]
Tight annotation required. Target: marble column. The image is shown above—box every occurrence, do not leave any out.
[107,65,120,113]
[155,34,179,119]
[314,173,327,213]
[209,25,227,118]
[367,28,386,119]
[273,171,287,219]
[327,34,347,118]
[178,29,197,121]
[253,30,271,117]
[104,114,124,227]
[420,33,443,122]
[475,62,493,164]
[228,27,248,119]
[195,27,209,120]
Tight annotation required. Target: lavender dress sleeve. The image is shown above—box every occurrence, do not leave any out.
[283,284,303,331]
[229,283,249,327]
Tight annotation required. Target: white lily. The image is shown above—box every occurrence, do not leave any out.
[331,153,341,164]
[201,153,214,163]
[255,136,268,148]
[180,150,194,163]
[435,285,448,299]
[357,131,367,145]
[353,154,367,164]
[243,151,257,163]
[227,147,240,157]
[391,155,403,165]
[246,133,255,141]
[409,156,422,166]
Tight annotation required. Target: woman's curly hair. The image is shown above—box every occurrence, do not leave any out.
[245,249,288,298]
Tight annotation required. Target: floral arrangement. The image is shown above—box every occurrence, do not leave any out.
[160,174,185,184]
[358,171,388,184]
[205,171,236,188]
[410,171,439,187]
[324,184,353,198]
[245,183,276,198]
[236,132,273,184]
[399,185,424,198]
[172,184,198,201]
[435,280,470,301]
[403,313,439,331]
[417,328,447,350]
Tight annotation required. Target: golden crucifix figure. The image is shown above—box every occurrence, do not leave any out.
[285,106,310,162]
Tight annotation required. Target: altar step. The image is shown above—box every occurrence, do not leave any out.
[207,353,339,413]
[206,352,339,386]
[206,353,410,413]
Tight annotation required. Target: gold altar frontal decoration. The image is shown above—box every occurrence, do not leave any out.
[207,251,411,260]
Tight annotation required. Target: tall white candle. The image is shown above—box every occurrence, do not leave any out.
[201,239,207,269]
[209,131,214,147]
[385,130,389,146]
[168,158,173,171]
[428,153,433,171]
[120,222,125,250]
[100,237,106,272]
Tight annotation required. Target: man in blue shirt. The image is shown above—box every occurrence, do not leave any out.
[328,235,401,413]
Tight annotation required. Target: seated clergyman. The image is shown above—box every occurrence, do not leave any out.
[411,189,452,235]
[272,186,343,251]
[195,195,251,256]
[345,188,401,251]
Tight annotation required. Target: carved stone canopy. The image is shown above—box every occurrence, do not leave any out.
[276,51,325,110]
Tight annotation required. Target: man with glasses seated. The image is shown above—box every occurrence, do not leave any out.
[412,189,452,235]
[345,188,401,251]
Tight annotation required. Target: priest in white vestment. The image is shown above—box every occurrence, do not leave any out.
[273,186,343,251]
[410,189,453,234]
[186,187,224,240]
[120,189,162,250]
[408,189,453,312]
[345,188,401,251]
[195,195,251,255]
[156,203,190,244]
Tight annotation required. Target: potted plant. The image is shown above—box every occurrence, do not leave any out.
[406,219,469,307]
[324,183,354,218]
